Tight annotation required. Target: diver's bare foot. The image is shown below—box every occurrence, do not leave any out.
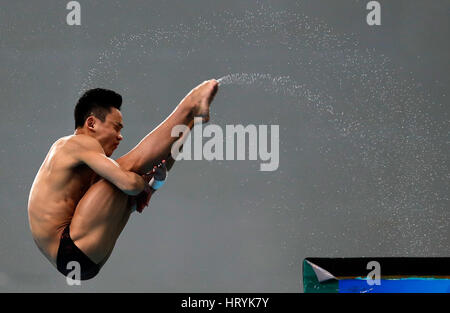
[183,79,219,123]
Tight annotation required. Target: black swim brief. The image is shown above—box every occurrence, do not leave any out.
[56,225,100,280]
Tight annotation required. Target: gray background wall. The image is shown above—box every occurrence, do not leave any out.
[0,0,448,292]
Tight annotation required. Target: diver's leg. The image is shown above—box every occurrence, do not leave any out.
[69,178,130,264]
[117,79,218,174]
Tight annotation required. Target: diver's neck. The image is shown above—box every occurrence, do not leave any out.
[74,128,91,136]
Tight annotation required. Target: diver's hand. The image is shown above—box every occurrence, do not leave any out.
[149,159,168,190]
[131,160,168,213]
[130,167,155,214]
[134,184,153,213]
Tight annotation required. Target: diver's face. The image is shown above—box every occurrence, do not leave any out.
[95,108,123,157]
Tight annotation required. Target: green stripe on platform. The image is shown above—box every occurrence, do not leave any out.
[303,259,339,293]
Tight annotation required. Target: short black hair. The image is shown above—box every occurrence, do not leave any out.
[74,88,122,129]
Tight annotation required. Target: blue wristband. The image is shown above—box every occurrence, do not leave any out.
[151,179,165,190]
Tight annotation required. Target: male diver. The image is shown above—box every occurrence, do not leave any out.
[27,80,219,280]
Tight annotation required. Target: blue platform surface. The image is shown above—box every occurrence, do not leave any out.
[339,278,450,293]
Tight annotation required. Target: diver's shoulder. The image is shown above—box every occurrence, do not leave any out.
[62,134,102,151]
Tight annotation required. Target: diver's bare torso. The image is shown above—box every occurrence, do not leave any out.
[28,135,99,267]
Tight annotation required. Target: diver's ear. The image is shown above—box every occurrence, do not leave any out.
[86,116,96,131]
